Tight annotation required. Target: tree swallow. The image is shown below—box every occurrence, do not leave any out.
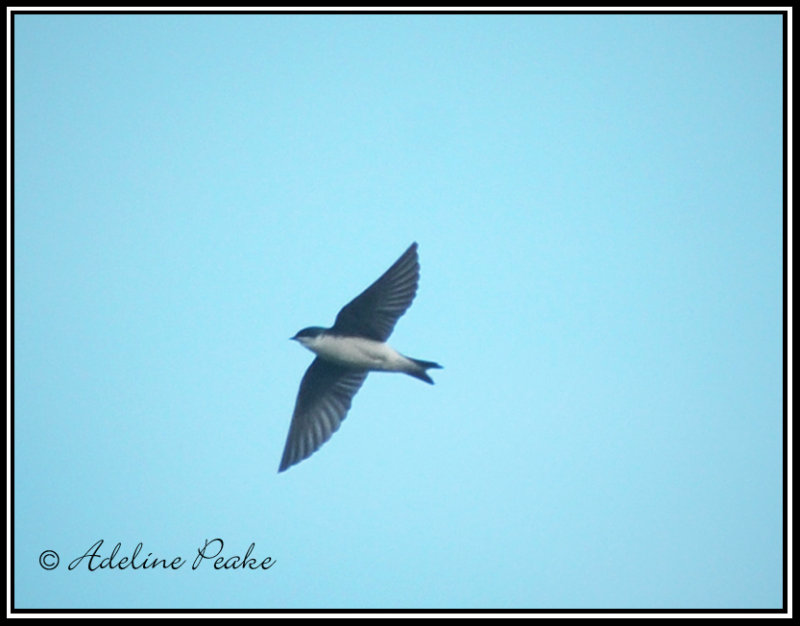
[279,242,441,472]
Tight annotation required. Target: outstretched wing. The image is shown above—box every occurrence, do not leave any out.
[278,358,369,472]
[331,242,420,342]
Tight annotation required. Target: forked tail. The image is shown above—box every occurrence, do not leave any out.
[405,356,443,385]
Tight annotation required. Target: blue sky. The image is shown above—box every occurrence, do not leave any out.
[13,12,784,610]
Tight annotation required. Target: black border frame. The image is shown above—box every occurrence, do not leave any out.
[7,7,791,616]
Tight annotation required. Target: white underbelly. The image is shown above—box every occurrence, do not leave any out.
[311,335,408,371]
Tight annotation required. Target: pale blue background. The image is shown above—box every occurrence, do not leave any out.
[14,13,783,609]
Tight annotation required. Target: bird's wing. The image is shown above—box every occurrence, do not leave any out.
[278,357,369,472]
[331,242,420,342]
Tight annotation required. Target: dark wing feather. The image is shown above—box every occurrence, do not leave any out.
[278,358,369,472]
[331,242,420,342]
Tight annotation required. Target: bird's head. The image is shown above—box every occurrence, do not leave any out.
[291,326,327,347]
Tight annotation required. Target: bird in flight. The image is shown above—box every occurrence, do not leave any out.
[279,242,441,472]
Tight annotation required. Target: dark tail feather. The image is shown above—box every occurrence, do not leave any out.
[405,357,443,385]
